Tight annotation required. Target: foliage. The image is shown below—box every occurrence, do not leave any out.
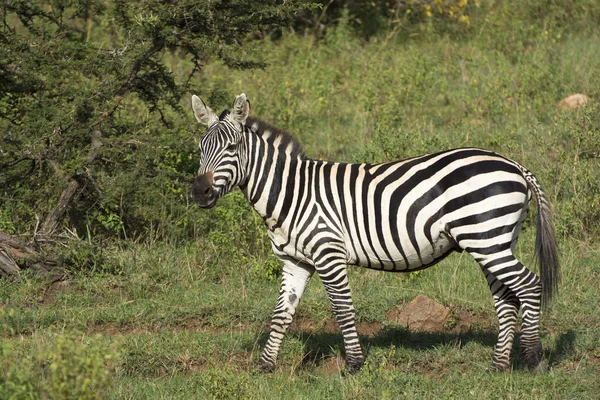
[0,0,310,240]
[301,0,600,39]
[0,342,37,399]
[1,239,600,398]
[0,0,599,274]
[56,235,120,274]
[207,9,600,240]
[44,335,119,400]
[549,104,600,236]
[1,2,600,398]
[299,0,473,37]
[201,366,251,400]
[0,332,120,399]
[204,191,282,281]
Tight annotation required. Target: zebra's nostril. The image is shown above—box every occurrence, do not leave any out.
[203,187,212,196]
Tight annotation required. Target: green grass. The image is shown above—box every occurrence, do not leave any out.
[3,9,600,399]
[2,232,599,398]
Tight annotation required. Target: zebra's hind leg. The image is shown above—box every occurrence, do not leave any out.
[478,254,544,371]
[483,269,520,371]
[259,259,314,372]
[516,271,545,371]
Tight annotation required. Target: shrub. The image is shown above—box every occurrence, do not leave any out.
[0,343,37,399]
[0,0,310,241]
[0,333,120,399]
[203,191,282,281]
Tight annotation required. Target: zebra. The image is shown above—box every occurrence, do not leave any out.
[190,93,559,373]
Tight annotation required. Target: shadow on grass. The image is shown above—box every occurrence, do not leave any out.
[248,326,498,369]
[248,326,577,372]
[548,329,577,365]
[299,326,498,368]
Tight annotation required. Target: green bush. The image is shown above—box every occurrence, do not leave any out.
[56,237,120,275]
[0,333,120,400]
[308,0,600,39]
[44,335,119,400]
[0,343,37,399]
[0,0,309,242]
[202,191,282,281]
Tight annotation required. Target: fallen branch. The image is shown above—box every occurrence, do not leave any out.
[0,231,58,278]
[0,247,20,277]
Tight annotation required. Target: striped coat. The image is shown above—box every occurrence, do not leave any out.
[191,93,559,373]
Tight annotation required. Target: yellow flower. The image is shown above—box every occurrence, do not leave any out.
[425,4,432,17]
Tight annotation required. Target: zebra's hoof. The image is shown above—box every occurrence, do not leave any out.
[258,362,275,373]
[532,360,548,374]
[345,359,365,374]
[490,363,510,373]
[522,341,543,369]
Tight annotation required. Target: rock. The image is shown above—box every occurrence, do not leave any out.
[390,295,451,332]
[557,93,589,110]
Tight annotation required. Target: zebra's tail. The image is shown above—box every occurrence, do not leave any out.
[522,168,560,309]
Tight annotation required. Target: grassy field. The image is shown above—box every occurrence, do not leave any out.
[1,233,599,398]
[2,9,600,400]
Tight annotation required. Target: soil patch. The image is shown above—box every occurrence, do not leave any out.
[86,295,493,347]
[318,355,344,376]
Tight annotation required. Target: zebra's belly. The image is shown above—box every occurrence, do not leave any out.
[347,231,457,271]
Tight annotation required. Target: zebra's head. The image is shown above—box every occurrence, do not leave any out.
[190,93,250,208]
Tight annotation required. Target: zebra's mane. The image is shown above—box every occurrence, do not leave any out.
[245,116,305,160]
[218,110,305,159]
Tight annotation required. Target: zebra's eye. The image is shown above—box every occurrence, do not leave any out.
[226,143,237,151]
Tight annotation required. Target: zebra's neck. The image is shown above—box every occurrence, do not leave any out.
[239,120,308,224]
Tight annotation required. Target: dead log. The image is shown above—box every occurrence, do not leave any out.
[0,247,20,278]
[0,231,57,278]
[0,231,37,253]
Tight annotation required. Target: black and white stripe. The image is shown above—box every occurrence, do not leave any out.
[190,94,559,373]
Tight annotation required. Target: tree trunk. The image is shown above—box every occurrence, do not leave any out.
[39,130,103,235]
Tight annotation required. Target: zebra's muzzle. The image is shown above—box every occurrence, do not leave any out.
[191,173,217,208]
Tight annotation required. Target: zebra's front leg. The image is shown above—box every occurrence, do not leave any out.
[259,259,314,372]
[317,258,364,373]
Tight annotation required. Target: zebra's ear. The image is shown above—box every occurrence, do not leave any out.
[191,95,218,126]
[231,93,250,124]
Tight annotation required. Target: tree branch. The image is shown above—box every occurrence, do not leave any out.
[40,130,103,235]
